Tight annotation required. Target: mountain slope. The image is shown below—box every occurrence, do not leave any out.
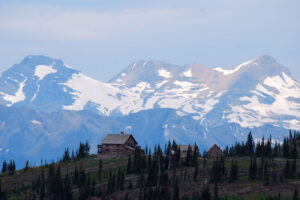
[0,55,299,167]
[1,55,299,130]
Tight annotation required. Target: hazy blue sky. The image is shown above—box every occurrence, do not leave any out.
[0,0,299,82]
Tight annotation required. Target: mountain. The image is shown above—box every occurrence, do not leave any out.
[0,55,299,168]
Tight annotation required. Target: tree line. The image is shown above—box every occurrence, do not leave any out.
[223,130,299,159]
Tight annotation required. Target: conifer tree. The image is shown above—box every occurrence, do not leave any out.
[63,172,72,199]
[201,185,211,200]
[73,165,79,186]
[292,158,296,177]
[248,157,253,180]
[24,160,29,171]
[271,164,277,184]
[229,160,238,182]
[39,168,45,200]
[293,187,298,200]
[192,143,198,166]
[264,161,269,186]
[124,192,129,200]
[128,180,133,190]
[173,178,179,200]
[0,178,3,200]
[98,159,103,181]
[127,155,132,174]
[246,132,254,156]
[193,160,198,181]
[214,182,219,200]
[258,157,264,179]
[185,145,192,167]
[1,161,7,173]
[292,133,298,159]
[284,159,290,178]
[283,138,290,158]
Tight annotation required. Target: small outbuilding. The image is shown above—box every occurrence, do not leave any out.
[178,145,199,157]
[207,144,223,158]
[98,132,142,157]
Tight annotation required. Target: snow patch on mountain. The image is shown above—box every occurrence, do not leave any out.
[31,120,42,125]
[213,58,254,75]
[131,63,137,70]
[158,69,172,78]
[173,80,198,89]
[284,119,300,130]
[183,69,192,77]
[226,72,300,129]
[30,85,40,102]
[34,64,57,81]
[62,73,123,115]
[0,78,27,106]
[156,80,168,88]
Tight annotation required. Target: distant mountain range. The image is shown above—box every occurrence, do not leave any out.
[0,55,299,168]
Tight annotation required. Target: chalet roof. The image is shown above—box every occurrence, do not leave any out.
[102,133,137,145]
[178,145,195,152]
[207,144,221,153]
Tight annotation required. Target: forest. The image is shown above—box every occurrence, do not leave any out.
[0,131,300,200]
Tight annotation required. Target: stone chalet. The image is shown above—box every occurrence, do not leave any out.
[98,132,142,157]
[207,144,223,158]
[178,145,199,157]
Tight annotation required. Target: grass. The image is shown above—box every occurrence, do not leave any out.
[1,155,300,200]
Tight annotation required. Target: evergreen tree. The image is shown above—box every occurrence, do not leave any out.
[193,160,198,181]
[173,178,179,200]
[39,169,45,200]
[283,138,290,159]
[73,165,79,186]
[24,160,29,171]
[76,141,90,159]
[293,187,298,200]
[264,161,269,186]
[185,145,192,166]
[271,164,277,184]
[63,172,72,199]
[127,155,132,174]
[192,143,198,166]
[214,182,219,200]
[1,161,7,173]
[223,145,229,157]
[62,148,71,162]
[128,180,133,190]
[0,178,3,200]
[125,192,129,200]
[284,159,290,178]
[248,157,257,180]
[292,158,296,177]
[98,159,103,181]
[258,157,264,179]
[229,160,238,182]
[201,185,211,200]
[246,132,255,156]
[292,133,298,159]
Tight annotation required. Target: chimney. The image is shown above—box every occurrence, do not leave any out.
[120,131,124,135]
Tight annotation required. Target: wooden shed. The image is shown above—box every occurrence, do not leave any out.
[207,144,223,158]
[178,145,199,157]
[98,132,141,157]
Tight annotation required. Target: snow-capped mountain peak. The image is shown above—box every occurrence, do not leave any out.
[0,55,299,129]
[1,54,300,168]
[213,55,278,76]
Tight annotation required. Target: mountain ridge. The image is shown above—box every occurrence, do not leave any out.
[0,54,299,128]
[0,54,299,167]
